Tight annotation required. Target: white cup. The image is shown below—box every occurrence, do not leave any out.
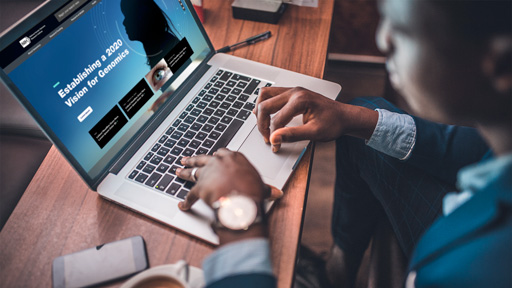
[121,260,191,288]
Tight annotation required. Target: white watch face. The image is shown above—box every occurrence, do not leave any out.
[217,195,258,230]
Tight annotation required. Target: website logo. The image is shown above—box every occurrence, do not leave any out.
[19,37,31,48]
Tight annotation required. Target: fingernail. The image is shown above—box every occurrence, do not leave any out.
[176,168,182,174]
[264,137,269,144]
[252,108,256,114]
[272,144,280,153]
[181,157,188,165]
[178,202,186,210]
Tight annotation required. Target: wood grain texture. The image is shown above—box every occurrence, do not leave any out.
[0,1,334,287]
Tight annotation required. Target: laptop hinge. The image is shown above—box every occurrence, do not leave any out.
[107,60,213,176]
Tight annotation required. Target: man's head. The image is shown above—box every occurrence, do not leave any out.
[377,0,511,126]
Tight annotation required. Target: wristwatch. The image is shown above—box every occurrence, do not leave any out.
[211,194,263,231]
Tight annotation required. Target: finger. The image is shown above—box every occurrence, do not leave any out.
[256,91,295,143]
[178,186,200,211]
[181,154,212,167]
[254,87,292,115]
[270,125,316,152]
[213,148,232,157]
[176,166,202,182]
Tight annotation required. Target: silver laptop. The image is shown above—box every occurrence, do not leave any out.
[0,0,341,244]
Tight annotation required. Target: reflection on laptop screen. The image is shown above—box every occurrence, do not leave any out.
[0,0,210,179]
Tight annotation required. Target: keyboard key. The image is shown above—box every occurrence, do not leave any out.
[196,101,207,109]
[227,109,238,117]
[164,139,177,148]
[216,69,224,76]
[265,83,273,87]
[158,135,168,144]
[165,127,175,135]
[207,116,220,125]
[203,139,215,148]
[184,116,196,124]
[184,131,197,139]
[208,87,219,95]
[209,119,245,154]
[135,173,148,183]
[176,177,186,184]
[244,102,256,111]
[157,147,170,157]
[144,152,154,161]
[170,146,183,156]
[221,116,233,124]
[166,183,181,195]
[177,189,189,200]
[184,181,194,189]
[172,119,182,127]
[232,101,244,109]
[171,131,183,140]
[214,81,224,88]
[226,80,236,88]
[137,161,146,170]
[143,164,156,174]
[231,88,242,96]
[208,101,220,109]
[151,143,161,152]
[157,163,170,173]
[233,74,251,82]
[178,138,190,147]
[197,147,209,155]
[155,174,174,191]
[192,97,200,104]
[189,140,201,149]
[190,109,201,117]
[219,71,233,81]
[196,132,208,141]
[179,112,188,119]
[182,148,195,157]
[236,82,248,89]
[221,87,231,95]
[210,76,218,82]
[205,83,212,90]
[128,170,138,179]
[203,108,214,116]
[214,109,225,117]
[220,102,231,110]
[201,124,214,133]
[226,95,237,102]
[203,95,213,102]
[243,79,261,95]
[191,123,202,131]
[214,94,226,102]
[238,94,249,102]
[177,123,190,132]
[198,90,207,96]
[163,155,176,165]
[145,173,162,187]
[236,110,252,120]
[169,165,180,175]
[208,131,221,140]
[150,155,163,165]
[197,115,208,123]
[215,123,228,132]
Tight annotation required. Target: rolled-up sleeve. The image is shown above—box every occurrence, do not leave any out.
[202,238,273,284]
[366,109,416,160]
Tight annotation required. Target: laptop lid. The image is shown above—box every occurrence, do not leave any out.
[0,0,215,189]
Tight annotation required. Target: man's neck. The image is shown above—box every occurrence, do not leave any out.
[477,122,512,156]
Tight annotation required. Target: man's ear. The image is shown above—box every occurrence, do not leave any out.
[483,35,512,95]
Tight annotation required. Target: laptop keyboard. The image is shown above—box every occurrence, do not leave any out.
[128,69,272,200]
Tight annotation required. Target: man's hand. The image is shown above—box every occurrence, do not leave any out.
[255,87,379,152]
[176,149,269,245]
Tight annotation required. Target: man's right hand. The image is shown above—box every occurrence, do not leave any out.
[255,87,379,152]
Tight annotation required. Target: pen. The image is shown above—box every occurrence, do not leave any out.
[216,31,272,53]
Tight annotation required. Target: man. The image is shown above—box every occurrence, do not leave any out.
[176,0,512,287]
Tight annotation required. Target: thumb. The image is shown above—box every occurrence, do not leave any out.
[269,125,313,152]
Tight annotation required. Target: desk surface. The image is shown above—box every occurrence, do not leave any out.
[0,1,334,287]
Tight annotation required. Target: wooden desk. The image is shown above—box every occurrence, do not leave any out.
[0,1,334,287]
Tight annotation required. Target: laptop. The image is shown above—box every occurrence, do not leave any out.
[0,0,341,244]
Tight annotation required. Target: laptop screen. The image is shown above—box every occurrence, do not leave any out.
[0,0,211,180]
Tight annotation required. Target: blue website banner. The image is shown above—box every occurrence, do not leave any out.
[7,0,209,175]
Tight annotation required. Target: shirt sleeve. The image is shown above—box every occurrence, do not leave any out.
[366,109,416,160]
[202,238,273,284]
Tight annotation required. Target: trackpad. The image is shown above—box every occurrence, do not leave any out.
[238,127,307,179]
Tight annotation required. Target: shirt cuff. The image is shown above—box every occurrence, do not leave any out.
[202,238,273,284]
[366,109,416,160]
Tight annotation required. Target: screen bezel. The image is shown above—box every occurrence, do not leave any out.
[0,0,216,190]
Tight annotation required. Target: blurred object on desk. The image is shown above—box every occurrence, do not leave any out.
[232,0,287,24]
[191,0,204,23]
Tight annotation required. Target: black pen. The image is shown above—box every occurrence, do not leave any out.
[216,31,272,53]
